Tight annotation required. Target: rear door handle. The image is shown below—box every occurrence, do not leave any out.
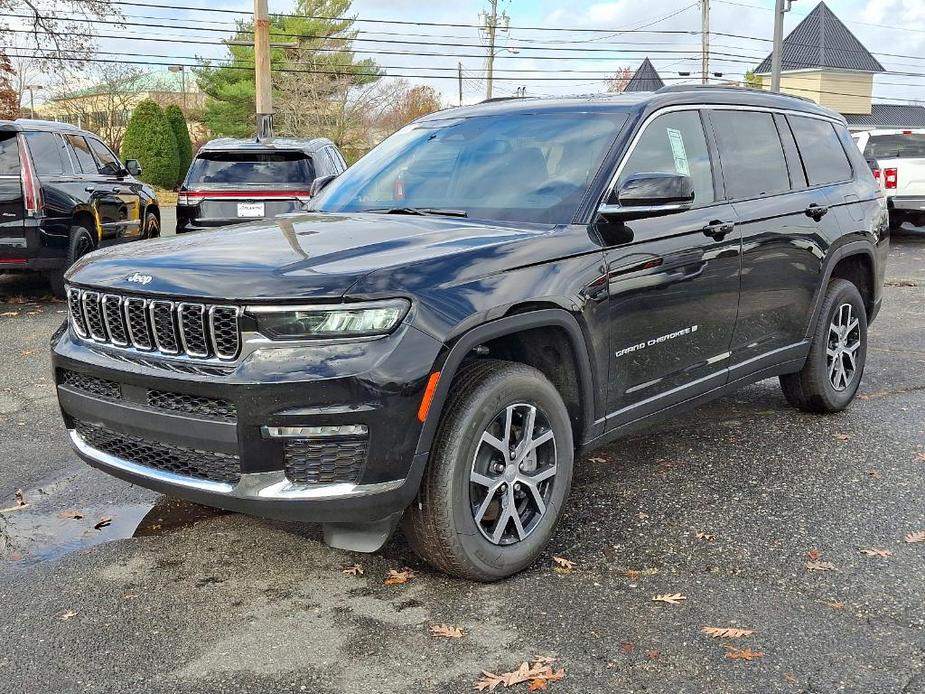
[805,203,829,221]
[701,220,735,240]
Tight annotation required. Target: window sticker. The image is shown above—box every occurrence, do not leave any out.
[666,128,690,176]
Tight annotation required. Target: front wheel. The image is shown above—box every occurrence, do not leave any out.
[143,211,160,239]
[780,278,867,412]
[48,225,95,298]
[403,360,574,581]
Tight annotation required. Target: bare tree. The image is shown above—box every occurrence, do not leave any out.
[0,54,19,119]
[606,66,635,93]
[376,84,443,134]
[0,0,117,66]
[46,62,149,151]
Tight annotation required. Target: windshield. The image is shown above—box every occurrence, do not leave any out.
[863,133,925,160]
[186,151,315,187]
[313,111,628,224]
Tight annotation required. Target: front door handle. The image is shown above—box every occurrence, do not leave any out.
[805,203,829,221]
[701,220,735,240]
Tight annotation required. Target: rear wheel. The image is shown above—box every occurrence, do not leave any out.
[48,225,95,298]
[143,210,160,239]
[780,278,867,413]
[403,360,574,581]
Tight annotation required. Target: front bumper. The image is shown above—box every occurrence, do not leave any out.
[52,320,443,524]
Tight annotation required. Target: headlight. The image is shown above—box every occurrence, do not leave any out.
[249,299,410,340]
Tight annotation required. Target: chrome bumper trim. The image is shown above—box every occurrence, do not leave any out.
[69,429,405,501]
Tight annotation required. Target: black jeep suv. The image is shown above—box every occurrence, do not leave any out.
[175,137,346,234]
[52,87,888,580]
[0,119,159,297]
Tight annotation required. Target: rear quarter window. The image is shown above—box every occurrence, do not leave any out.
[24,131,70,176]
[789,116,853,185]
[711,109,790,199]
[187,152,315,185]
[0,133,19,176]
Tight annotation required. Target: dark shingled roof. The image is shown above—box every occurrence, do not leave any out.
[624,58,665,92]
[755,2,884,74]
[844,104,925,128]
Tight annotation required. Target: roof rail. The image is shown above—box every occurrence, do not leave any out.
[14,118,83,130]
[654,84,815,103]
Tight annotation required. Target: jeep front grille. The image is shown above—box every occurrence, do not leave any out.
[66,287,241,361]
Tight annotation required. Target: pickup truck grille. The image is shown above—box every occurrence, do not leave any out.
[66,287,241,361]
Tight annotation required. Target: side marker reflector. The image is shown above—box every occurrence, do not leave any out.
[417,371,441,423]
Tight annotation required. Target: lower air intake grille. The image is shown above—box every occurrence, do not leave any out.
[75,420,241,484]
[284,437,368,485]
[146,390,237,422]
[60,370,122,400]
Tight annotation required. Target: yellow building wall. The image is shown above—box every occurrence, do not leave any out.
[760,70,873,115]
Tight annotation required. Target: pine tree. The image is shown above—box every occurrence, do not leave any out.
[121,100,179,189]
[164,104,193,186]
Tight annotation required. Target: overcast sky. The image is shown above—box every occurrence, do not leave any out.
[34,0,925,105]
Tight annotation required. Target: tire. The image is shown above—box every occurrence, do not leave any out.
[780,278,867,413]
[402,359,574,581]
[143,210,160,239]
[48,225,95,299]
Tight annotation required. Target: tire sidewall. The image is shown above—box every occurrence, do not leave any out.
[439,368,574,578]
[67,226,95,268]
[810,280,868,410]
[144,212,160,238]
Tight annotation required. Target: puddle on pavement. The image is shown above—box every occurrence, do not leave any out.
[0,492,228,566]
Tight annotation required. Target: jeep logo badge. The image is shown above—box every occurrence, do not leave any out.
[126,272,153,285]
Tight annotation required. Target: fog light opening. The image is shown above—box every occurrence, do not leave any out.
[262,424,369,438]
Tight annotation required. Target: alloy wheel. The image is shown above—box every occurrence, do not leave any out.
[469,402,557,545]
[827,302,861,391]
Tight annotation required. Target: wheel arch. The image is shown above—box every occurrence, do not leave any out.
[414,308,599,459]
[70,208,99,245]
[805,241,877,337]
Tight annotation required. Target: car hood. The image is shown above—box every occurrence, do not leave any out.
[66,212,551,301]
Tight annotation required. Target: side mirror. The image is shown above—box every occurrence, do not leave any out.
[599,172,694,220]
[125,159,142,177]
[309,174,337,198]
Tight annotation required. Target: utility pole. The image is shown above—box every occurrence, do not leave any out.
[700,0,710,84]
[480,1,509,100]
[770,0,793,91]
[254,0,273,139]
[458,62,463,106]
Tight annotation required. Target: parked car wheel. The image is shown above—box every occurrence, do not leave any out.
[780,278,868,413]
[143,211,160,239]
[48,225,96,299]
[403,360,574,581]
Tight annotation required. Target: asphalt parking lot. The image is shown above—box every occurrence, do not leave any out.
[0,221,922,694]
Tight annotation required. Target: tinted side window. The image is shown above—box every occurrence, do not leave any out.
[711,110,790,199]
[65,135,98,174]
[87,137,122,175]
[789,116,852,185]
[619,110,715,206]
[0,133,19,176]
[24,132,70,176]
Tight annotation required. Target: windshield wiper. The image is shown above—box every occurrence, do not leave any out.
[366,207,468,218]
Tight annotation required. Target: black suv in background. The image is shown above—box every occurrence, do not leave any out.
[175,137,347,234]
[0,119,159,297]
[53,87,887,581]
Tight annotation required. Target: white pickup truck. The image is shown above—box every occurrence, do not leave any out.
[853,129,925,229]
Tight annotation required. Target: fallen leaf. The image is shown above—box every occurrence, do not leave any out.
[15,489,26,506]
[93,516,113,530]
[823,600,845,609]
[645,650,660,660]
[904,530,925,544]
[833,433,851,441]
[473,658,564,691]
[0,311,19,317]
[784,673,799,685]
[59,610,79,621]
[57,510,84,520]
[806,549,822,562]
[859,548,892,557]
[637,511,650,520]
[383,567,415,585]
[342,564,364,576]
[19,350,34,357]
[865,469,882,479]
[528,680,548,692]
[915,452,925,462]
[806,560,835,571]
[588,457,607,463]
[551,555,576,573]
[621,642,635,654]
[702,626,754,639]
[696,531,716,542]
[429,623,464,639]
[474,671,506,691]
[623,568,659,578]
[725,646,765,661]
[652,593,687,605]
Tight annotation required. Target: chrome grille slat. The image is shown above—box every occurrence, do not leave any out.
[66,288,241,362]
[101,294,128,347]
